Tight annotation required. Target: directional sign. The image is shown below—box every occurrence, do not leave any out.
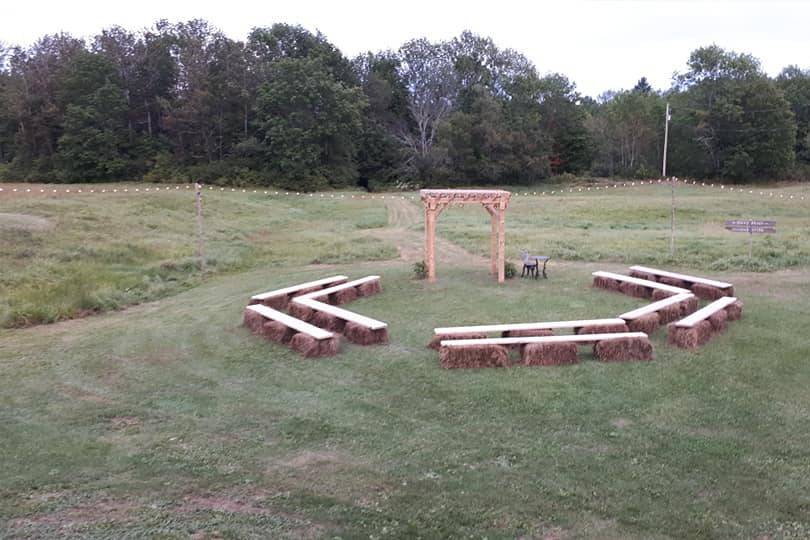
[724,220,776,234]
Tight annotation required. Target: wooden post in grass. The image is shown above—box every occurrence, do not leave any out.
[670,177,676,256]
[195,182,206,276]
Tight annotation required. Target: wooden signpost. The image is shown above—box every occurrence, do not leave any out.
[724,219,776,258]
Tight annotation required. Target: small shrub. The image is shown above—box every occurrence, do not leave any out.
[504,261,517,279]
[413,261,428,280]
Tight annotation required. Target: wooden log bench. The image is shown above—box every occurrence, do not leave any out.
[249,275,349,310]
[438,332,653,368]
[629,265,734,300]
[430,318,629,349]
[292,297,389,345]
[667,296,743,349]
[592,270,691,300]
[619,292,699,333]
[243,304,341,357]
[296,275,382,305]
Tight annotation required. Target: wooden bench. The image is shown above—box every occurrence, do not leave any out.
[592,270,690,299]
[243,304,340,357]
[438,332,653,367]
[430,318,629,349]
[629,265,734,300]
[667,296,742,349]
[296,275,382,304]
[618,292,698,333]
[249,275,348,309]
[292,297,389,345]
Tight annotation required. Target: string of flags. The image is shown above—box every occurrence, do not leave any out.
[0,177,806,203]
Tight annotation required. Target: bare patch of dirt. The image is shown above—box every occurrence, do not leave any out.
[0,212,54,231]
[9,499,139,533]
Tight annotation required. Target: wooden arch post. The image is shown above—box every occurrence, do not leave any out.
[419,189,512,283]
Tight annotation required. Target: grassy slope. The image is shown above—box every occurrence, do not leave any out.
[1,183,809,538]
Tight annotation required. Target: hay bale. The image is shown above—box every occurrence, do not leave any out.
[619,281,651,298]
[627,312,660,333]
[330,287,358,305]
[593,337,654,362]
[521,342,579,366]
[310,311,346,332]
[261,321,296,344]
[287,302,315,322]
[428,332,487,350]
[658,303,683,324]
[576,323,629,335]
[243,308,265,333]
[651,289,676,301]
[659,276,688,288]
[709,309,728,333]
[691,283,729,300]
[248,298,261,305]
[502,328,554,338]
[667,320,713,349]
[630,270,657,281]
[682,296,700,316]
[289,333,341,357]
[261,295,289,310]
[725,300,743,321]
[356,280,382,297]
[593,276,621,291]
[502,328,554,351]
[439,344,510,369]
[344,322,389,345]
[296,285,324,296]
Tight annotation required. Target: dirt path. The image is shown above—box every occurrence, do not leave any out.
[379,198,486,266]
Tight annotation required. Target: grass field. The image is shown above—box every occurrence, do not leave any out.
[1,182,810,538]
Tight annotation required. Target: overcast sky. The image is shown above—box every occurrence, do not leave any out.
[2,0,808,97]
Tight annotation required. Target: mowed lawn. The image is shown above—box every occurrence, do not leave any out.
[1,183,810,538]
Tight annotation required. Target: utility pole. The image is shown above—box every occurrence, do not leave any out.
[663,103,676,256]
[195,182,207,276]
[662,103,670,177]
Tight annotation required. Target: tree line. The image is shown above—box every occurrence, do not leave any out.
[0,20,808,189]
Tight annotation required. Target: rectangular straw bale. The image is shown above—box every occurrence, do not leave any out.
[619,281,652,298]
[243,308,265,333]
[629,270,658,281]
[356,280,382,297]
[261,295,289,310]
[439,344,510,369]
[709,309,728,333]
[521,342,579,366]
[344,322,389,345]
[330,287,358,305]
[658,276,688,288]
[288,302,315,322]
[725,300,743,321]
[261,321,296,344]
[691,283,730,300]
[428,332,487,350]
[627,312,660,333]
[576,323,629,335]
[310,311,346,332]
[593,276,621,291]
[651,289,677,301]
[593,337,654,362]
[289,333,341,357]
[667,320,713,349]
[502,328,553,350]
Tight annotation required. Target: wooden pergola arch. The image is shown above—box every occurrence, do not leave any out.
[420,189,512,283]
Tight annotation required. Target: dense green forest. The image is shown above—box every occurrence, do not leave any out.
[0,20,808,189]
